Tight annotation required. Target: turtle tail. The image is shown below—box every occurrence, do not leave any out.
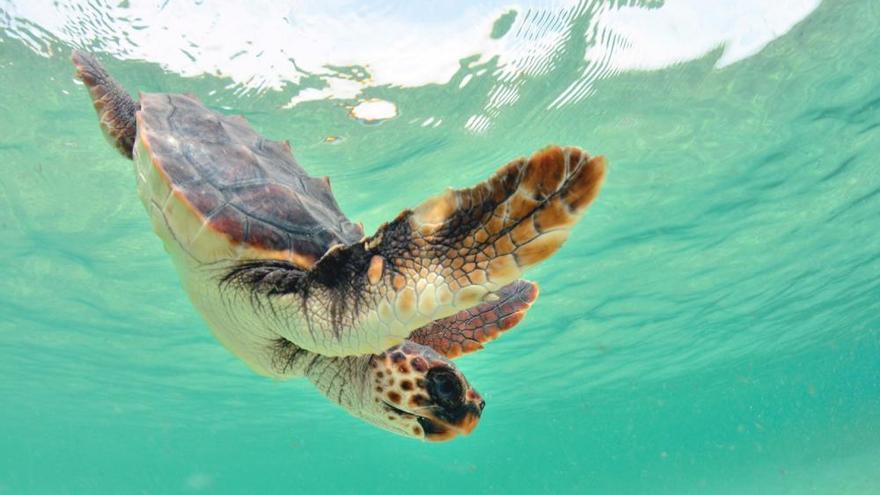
[71,50,139,159]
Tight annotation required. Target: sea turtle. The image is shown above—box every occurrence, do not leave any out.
[71,51,606,441]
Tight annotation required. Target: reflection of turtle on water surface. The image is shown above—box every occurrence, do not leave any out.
[71,51,606,441]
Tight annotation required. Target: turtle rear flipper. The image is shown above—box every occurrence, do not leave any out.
[409,280,539,358]
[71,50,138,158]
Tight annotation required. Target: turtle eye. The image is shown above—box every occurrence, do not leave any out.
[427,367,464,409]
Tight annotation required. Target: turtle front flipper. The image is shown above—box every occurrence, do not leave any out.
[239,145,605,356]
[359,144,603,338]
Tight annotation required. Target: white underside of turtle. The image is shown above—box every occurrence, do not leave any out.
[71,50,606,441]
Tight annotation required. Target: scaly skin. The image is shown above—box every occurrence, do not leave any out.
[276,339,484,441]
[409,279,539,358]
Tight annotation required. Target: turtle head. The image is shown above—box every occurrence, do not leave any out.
[364,341,484,441]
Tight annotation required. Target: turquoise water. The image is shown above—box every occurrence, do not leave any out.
[2,1,879,493]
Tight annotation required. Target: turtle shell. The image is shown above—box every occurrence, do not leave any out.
[133,92,364,267]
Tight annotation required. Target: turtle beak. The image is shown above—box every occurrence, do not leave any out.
[418,393,485,442]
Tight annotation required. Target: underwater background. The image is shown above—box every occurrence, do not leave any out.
[1,0,878,493]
